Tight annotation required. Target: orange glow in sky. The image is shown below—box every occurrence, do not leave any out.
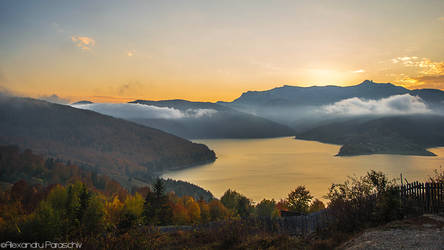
[0,1,443,103]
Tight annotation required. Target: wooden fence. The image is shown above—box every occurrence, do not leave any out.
[400,181,444,214]
[274,209,330,235]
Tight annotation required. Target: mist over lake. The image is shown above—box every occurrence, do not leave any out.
[163,137,444,202]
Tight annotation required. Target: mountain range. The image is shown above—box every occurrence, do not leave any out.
[69,80,444,157]
[3,79,443,168]
[222,80,444,109]
[216,80,444,156]
[218,80,444,130]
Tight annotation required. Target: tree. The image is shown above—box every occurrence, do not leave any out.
[286,186,313,214]
[198,200,210,223]
[81,195,105,236]
[430,166,444,183]
[256,199,279,219]
[220,189,253,218]
[142,179,172,225]
[309,199,325,213]
[237,196,252,218]
[208,200,229,221]
[171,201,189,225]
[220,189,238,211]
[183,196,201,223]
[118,193,144,231]
[104,195,124,226]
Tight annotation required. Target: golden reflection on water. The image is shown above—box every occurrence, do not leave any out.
[163,137,444,203]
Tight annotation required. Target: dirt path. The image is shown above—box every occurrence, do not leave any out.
[341,215,444,250]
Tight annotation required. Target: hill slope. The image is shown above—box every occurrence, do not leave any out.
[0,95,216,177]
[296,115,444,156]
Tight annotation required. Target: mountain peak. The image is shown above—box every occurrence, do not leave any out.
[71,100,93,105]
[360,80,375,85]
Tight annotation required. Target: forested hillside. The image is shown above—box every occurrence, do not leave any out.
[0,145,214,200]
[0,95,216,177]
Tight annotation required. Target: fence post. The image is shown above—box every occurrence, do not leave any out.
[426,182,430,212]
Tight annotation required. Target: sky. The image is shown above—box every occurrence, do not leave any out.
[0,0,443,103]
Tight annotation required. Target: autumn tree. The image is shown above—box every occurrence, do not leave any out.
[183,196,201,223]
[221,189,253,218]
[256,199,279,219]
[198,200,210,223]
[118,193,144,231]
[208,200,229,221]
[286,186,313,214]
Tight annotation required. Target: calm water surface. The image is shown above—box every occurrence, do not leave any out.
[163,137,444,202]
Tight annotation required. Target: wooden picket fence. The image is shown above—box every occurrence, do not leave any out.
[400,181,444,214]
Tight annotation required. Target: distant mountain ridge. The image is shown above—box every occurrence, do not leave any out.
[221,80,444,107]
[71,100,94,105]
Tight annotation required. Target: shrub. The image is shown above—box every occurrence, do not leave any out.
[326,170,401,232]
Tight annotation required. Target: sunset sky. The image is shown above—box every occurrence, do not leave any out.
[1,0,443,103]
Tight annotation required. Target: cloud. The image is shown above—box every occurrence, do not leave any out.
[352,69,365,73]
[71,36,95,50]
[39,94,70,104]
[322,94,431,116]
[183,108,218,118]
[438,17,444,22]
[127,49,136,57]
[402,75,444,89]
[392,56,444,89]
[72,103,217,119]
[392,56,443,75]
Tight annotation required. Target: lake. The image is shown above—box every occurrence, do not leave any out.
[162,137,444,202]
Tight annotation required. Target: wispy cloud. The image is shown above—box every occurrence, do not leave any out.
[72,103,217,119]
[322,94,431,116]
[391,56,418,64]
[71,36,95,50]
[352,69,365,73]
[391,56,443,75]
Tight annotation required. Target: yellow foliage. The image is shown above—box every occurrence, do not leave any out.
[105,195,124,225]
[185,198,201,223]
[123,193,144,217]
